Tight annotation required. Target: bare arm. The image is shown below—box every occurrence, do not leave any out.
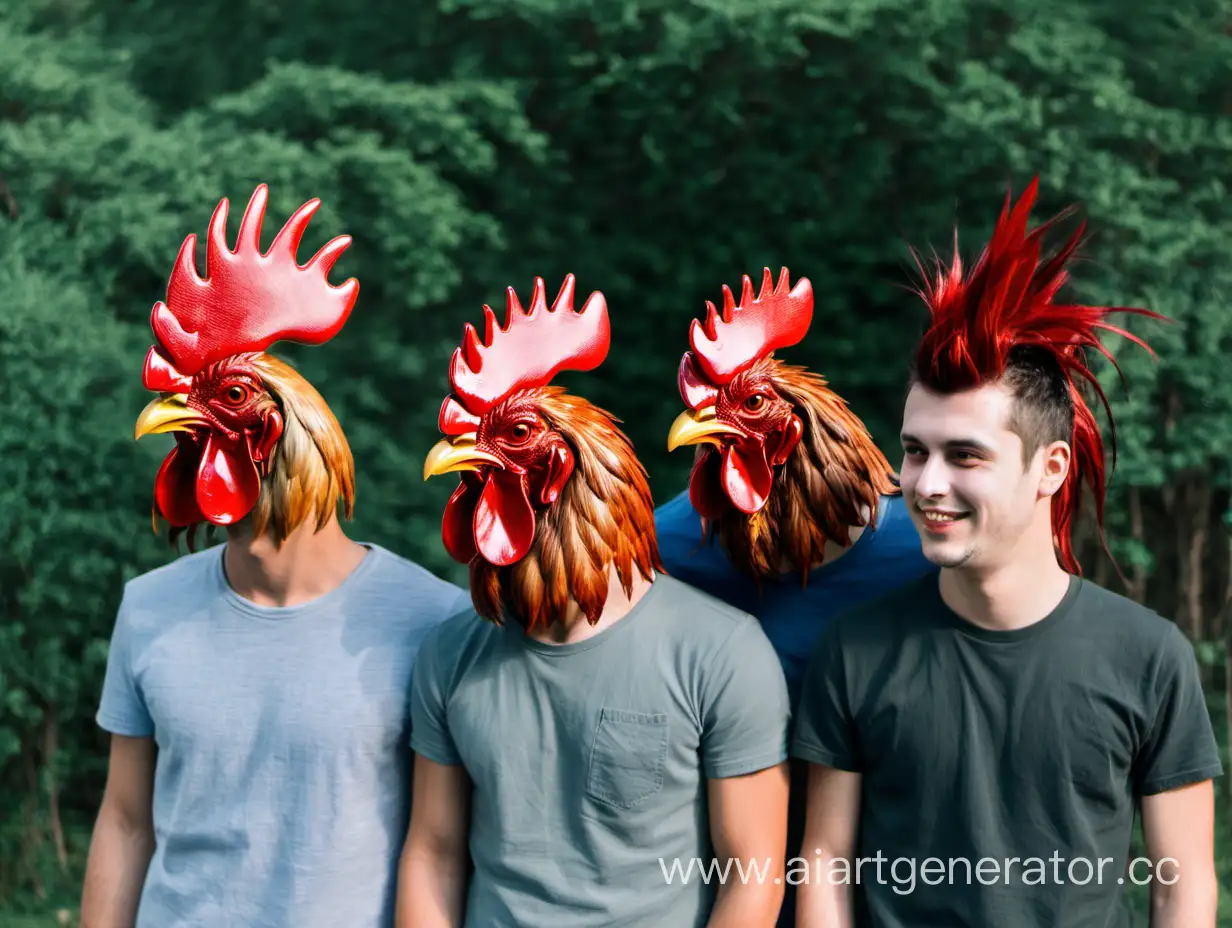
[704,762,790,927]
[396,754,472,928]
[80,735,157,928]
[795,763,861,928]
[1141,779,1217,927]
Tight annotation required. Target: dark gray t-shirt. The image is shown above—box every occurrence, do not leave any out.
[411,574,792,927]
[97,543,468,928]
[791,572,1223,928]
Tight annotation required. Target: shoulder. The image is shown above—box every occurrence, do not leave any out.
[648,573,761,644]
[362,544,469,615]
[1070,579,1194,673]
[640,579,787,727]
[654,488,697,530]
[123,544,223,597]
[863,493,930,562]
[341,545,470,649]
[654,490,712,554]
[118,545,226,627]
[1073,577,1170,631]
[832,569,939,637]
[653,490,735,582]
[413,600,500,681]
[645,575,782,693]
[808,570,941,669]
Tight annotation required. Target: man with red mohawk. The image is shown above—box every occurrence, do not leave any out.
[403,275,791,927]
[793,179,1222,927]
[80,185,467,928]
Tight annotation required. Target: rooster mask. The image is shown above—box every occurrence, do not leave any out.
[666,267,814,518]
[133,184,358,540]
[423,275,610,567]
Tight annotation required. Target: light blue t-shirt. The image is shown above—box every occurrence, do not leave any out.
[96,542,468,928]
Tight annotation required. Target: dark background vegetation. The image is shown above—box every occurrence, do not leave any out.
[2,0,1231,922]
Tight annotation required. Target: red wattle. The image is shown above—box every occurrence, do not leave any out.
[767,416,804,466]
[474,469,535,566]
[535,443,574,506]
[195,433,261,525]
[721,443,774,514]
[442,478,480,564]
[154,440,207,526]
[688,448,729,520]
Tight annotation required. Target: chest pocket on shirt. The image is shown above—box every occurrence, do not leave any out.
[586,707,669,810]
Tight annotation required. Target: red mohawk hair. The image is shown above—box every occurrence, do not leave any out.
[910,176,1165,574]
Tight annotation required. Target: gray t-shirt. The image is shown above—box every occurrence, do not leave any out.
[411,573,792,927]
[791,572,1223,928]
[97,542,467,928]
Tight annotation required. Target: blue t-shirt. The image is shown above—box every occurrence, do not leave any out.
[655,490,937,712]
[96,542,468,928]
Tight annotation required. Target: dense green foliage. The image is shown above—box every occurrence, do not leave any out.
[2,0,1231,920]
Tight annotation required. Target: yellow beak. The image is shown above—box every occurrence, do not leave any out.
[423,434,504,481]
[666,406,743,451]
[134,394,210,440]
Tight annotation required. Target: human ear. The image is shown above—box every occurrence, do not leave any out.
[1038,441,1071,497]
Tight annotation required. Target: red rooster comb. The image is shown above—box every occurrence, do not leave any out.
[687,267,813,385]
[910,176,1166,574]
[142,184,359,392]
[442,275,609,428]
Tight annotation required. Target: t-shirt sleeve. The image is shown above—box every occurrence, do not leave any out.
[790,617,859,771]
[96,593,155,738]
[1133,622,1224,795]
[409,624,463,766]
[699,616,791,778]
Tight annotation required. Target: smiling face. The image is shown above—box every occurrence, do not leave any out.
[898,379,1069,572]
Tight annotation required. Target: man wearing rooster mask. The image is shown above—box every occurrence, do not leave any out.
[793,179,1221,926]
[657,267,937,925]
[80,185,467,928]
[403,275,792,926]
[658,267,936,705]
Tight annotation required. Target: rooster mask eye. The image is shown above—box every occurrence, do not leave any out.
[220,382,252,407]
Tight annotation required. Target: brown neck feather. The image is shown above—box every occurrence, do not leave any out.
[469,388,662,632]
[712,361,898,584]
